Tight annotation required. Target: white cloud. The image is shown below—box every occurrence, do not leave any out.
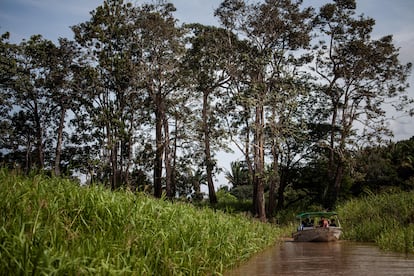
[388,116,413,141]
[172,0,221,25]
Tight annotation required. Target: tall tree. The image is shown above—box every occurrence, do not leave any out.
[3,35,60,171]
[72,0,141,188]
[0,32,17,165]
[135,1,186,198]
[215,0,313,220]
[46,38,79,176]
[313,0,412,207]
[1,35,81,176]
[184,24,238,204]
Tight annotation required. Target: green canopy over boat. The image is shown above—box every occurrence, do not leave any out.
[296,211,338,219]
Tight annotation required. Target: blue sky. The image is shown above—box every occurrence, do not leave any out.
[0,0,413,142]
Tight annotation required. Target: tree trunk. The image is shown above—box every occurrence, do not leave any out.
[163,110,173,199]
[203,91,217,204]
[326,101,339,207]
[54,106,66,176]
[154,95,163,198]
[124,134,133,189]
[243,114,255,214]
[267,145,279,217]
[25,138,32,174]
[171,118,178,197]
[333,162,344,202]
[276,167,287,211]
[327,99,347,208]
[328,103,338,179]
[254,104,266,222]
[33,101,44,169]
[110,141,117,190]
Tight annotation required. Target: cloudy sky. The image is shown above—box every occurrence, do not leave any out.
[1,0,413,142]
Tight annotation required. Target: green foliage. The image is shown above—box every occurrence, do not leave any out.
[214,188,252,214]
[225,161,251,188]
[338,191,414,253]
[224,161,253,201]
[0,169,282,274]
[352,137,414,194]
[230,185,253,200]
[377,224,414,254]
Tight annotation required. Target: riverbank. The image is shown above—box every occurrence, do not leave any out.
[0,169,284,275]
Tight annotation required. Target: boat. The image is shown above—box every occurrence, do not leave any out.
[292,211,342,242]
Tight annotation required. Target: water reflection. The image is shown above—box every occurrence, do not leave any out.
[225,241,414,276]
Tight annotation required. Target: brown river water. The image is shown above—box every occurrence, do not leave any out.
[224,241,414,276]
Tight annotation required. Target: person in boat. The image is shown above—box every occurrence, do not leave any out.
[329,219,337,227]
[299,218,308,230]
[319,216,329,228]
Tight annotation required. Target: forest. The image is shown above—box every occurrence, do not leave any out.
[1,0,413,222]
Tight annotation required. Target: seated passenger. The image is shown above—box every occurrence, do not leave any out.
[329,219,337,227]
[319,216,329,227]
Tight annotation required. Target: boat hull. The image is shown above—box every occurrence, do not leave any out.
[293,227,342,242]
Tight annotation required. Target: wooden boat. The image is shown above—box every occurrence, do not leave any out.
[292,211,342,242]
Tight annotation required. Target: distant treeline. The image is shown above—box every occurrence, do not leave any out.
[222,136,414,214]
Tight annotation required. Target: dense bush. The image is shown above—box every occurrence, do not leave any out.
[338,191,414,254]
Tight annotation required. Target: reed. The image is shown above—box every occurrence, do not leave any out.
[0,169,282,275]
[338,190,414,254]
[376,224,414,254]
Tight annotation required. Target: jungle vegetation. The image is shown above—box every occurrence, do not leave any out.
[1,0,413,222]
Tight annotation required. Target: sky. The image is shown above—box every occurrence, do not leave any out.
[1,0,413,186]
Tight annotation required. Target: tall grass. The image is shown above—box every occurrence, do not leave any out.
[0,169,282,275]
[338,190,414,254]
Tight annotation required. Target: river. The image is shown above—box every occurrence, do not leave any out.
[224,241,414,275]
